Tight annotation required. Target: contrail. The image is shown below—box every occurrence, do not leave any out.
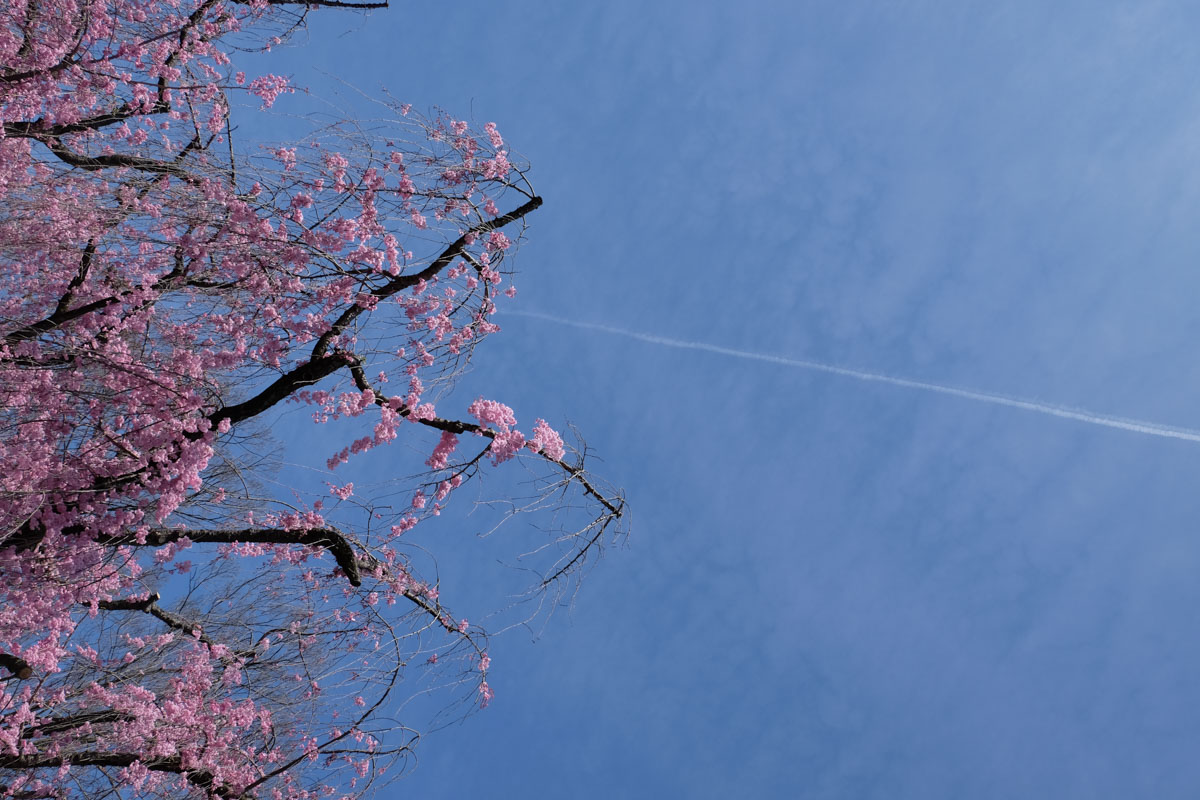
[509,309,1200,445]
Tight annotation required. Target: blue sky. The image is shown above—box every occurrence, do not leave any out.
[242,2,1200,797]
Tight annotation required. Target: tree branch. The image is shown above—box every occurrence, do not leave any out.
[310,195,543,359]
[0,753,233,798]
[4,224,208,346]
[346,360,625,518]
[97,592,252,656]
[207,192,539,431]
[206,353,351,431]
[23,710,134,738]
[99,526,364,586]
[231,0,387,5]
[0,652,32,680]
[33,135,198,179]
[2,101,168,139]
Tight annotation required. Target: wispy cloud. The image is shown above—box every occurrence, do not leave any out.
[511,309,1200,445]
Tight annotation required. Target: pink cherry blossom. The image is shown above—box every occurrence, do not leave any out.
[0,1,623,797]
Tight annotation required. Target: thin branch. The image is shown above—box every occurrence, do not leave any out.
[346,360,625,518]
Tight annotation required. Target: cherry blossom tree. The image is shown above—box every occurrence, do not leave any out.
[0,1,623,797]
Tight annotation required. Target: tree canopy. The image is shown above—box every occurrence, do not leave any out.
[0,1,622,797]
